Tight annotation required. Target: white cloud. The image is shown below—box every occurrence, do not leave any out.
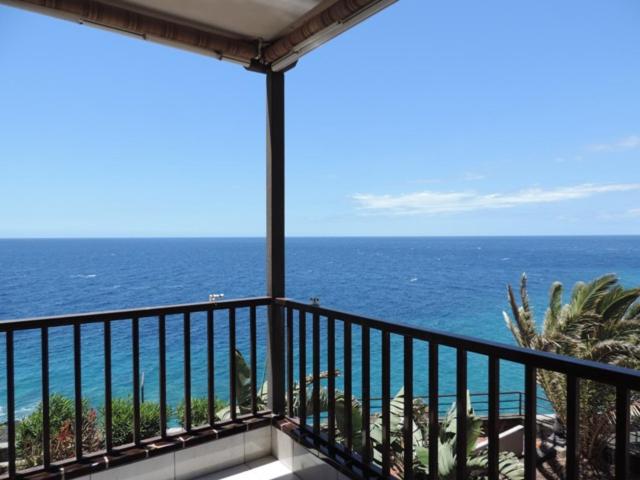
[352,183,640,216]
[588,135,640,152]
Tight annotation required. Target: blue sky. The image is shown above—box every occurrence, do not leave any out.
[1,1,639,237]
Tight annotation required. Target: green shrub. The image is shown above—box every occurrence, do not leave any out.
[17,394,101,468]
[107,397,161,446]
[176,397,227,428]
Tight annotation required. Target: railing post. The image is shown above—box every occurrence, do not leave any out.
[456,349,467,480]
[566,376,580,480]
[488,356,500,480]
[266,68,286,414]
[616,386,630,480]
[524,366,537,480]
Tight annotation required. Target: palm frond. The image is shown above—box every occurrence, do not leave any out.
[543,281,564,334]
[602,288,640,321]
[505,276,537,347]
[624,301,640,320]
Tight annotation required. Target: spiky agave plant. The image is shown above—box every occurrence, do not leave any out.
[504,273,640,477]
[370,389,524,479]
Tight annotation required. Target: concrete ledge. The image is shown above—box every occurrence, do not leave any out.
[76,427,271,480]
[17,415,273,480]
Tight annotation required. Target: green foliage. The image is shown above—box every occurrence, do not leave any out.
[16,394,101,468]
[186,350,520,478]
[16,349,524,480]
[176,397,227,428]
[231,349,511,479]
[418,396,522,480]
[504,273,640,478]
[371,389,523,479]
[216,350,262,421]
[225,349,362,448]
[106,397,161,446]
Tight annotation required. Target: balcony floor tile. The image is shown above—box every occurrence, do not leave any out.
[195,456,299,480]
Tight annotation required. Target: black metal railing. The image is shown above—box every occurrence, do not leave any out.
[277,298,640,480]
[4,296,640,480]
[0,297,271,479]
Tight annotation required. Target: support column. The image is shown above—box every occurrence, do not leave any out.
[266,69,285,413]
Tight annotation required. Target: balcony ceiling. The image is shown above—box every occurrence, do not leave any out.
[1,0,396,70]
[119,0,335,41]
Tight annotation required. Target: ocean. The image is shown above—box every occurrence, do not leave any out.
[1,236,639,422]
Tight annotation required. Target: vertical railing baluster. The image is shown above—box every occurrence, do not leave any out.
[488,356,500,480]
[344,319,353,451]
[299,310,306,426]
[519,392,523,417]
[207,309,216,427]
[41,327,50,468]
[362,325,371,464]
[428,342,439,480]
[524,365,537,480]
[565,375,579,480]
[104,320,113,451]
[381,330,391,476]
[287,307,294,417]
[159,314,167,437]
[132,317,141,444]
[455,349,467,480]
[6,330,16,478]
[183,312,192,430]
[229,308,237,421]
[616,385,630,480]
[250,306,258,415]
[312,312,320,439]
[404,336,414,480]
[327,316,336,450]
[206,310,215,426]
[73,322,83,460]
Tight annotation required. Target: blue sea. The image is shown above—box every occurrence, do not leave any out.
[1,236,639,422]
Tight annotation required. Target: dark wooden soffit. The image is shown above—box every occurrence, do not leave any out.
[263,0,385,64]
[3,0,393,69]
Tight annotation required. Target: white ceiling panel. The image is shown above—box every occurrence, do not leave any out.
[120,0,330,40]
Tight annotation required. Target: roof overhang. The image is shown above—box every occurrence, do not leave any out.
[1,0,397,71]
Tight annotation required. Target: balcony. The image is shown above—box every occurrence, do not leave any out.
[0,296,638,479]
[2,1,638,479]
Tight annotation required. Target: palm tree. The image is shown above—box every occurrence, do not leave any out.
[503,273,640,477]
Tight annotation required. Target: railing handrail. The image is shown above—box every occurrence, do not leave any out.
[0,296,272,331]
[276,298,640,391]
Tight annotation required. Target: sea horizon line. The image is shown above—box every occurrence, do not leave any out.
[1,234,640,240]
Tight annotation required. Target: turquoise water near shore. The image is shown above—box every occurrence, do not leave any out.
[0,236,639,421]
